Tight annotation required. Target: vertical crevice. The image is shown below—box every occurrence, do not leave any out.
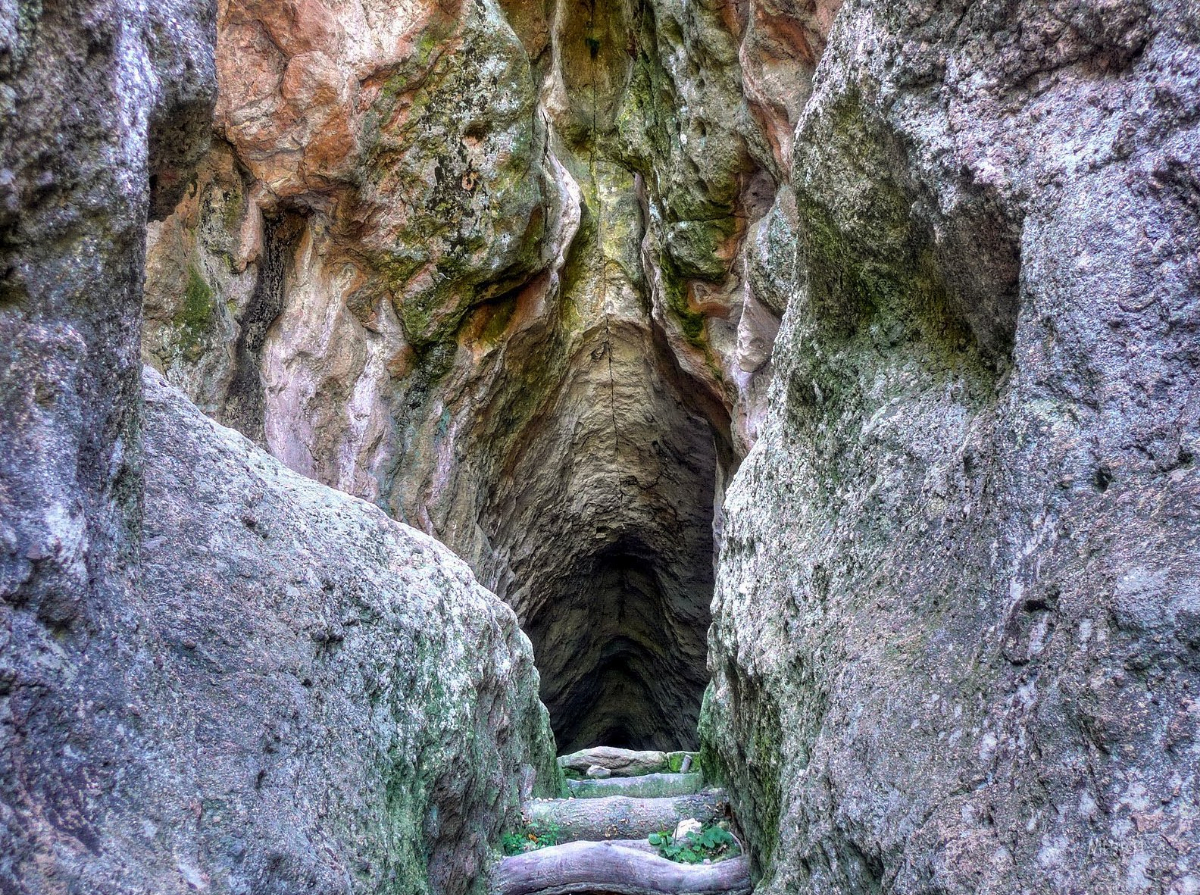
[472,0,739,754]
[223,214,297,444]
[586,0,621,465]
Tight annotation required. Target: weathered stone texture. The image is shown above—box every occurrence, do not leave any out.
[704,1,1200,893]
[1,3,558,891]
[1,0,218,886]
[130,368,559,894]
[126,1,1200,891]
[143,0,802,752]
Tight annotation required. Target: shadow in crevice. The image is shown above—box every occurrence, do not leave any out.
[526,531,714,753]
[224,213,302,444]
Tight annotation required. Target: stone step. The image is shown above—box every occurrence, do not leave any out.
[490,840,751,895]
[524,790,728,843]
[558,746,701,778]
[566,771,705,800]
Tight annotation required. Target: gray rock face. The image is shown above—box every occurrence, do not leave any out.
[1,3,559,891]
[703,1,1200,893]
[1,0,215,635]
[131,368,559,894]
[1,0,218,886]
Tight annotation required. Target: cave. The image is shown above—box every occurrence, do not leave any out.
[482,319,727,754]
[461,0,741,754]
[525,532,714,753]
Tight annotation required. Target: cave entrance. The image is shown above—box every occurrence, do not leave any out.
[477,0,734,757]
[524,530,715,753]
[486,322,725,755]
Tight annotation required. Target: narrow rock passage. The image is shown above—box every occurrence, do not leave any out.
[140,0,752,764]
[480,0,738,754]
[491,747,752,895]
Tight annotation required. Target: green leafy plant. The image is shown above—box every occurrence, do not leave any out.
[500,832,527,856]
[501,818,561,856]
[649,823,739,864]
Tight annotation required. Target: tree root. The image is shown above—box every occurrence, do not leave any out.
[524,791,728,843]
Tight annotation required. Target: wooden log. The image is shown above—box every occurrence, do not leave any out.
[566,772,704,800]
[490,840,752,895]
[558,747,669,777]
[524,791,727,842]
[603,839,659,854]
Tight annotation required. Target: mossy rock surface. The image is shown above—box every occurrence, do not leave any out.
[566,772,705,800]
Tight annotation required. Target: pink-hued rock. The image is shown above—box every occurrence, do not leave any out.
[736,0,843,174]
[144,0,802,758]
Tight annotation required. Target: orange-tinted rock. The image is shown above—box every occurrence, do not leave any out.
[146,0,814,754]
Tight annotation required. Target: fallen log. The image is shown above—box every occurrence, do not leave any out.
[524,791,727,842]
[566,772,704,800]
[490,840,752,895]
[603,839,659,854]
[558,747,669,777]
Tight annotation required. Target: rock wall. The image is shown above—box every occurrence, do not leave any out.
[1,0,217,885]
[703,1,1200,893]
[1,3,558,892]
[143,0,831,751]
[133,0,1200,891]
[135,368,559,894]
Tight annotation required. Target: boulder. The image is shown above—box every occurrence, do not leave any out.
[121,368,562,893]
[2,359,565,893]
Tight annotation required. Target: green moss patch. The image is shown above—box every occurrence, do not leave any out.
[501,817,560,856]
[176,264,216,357]
[659,255,708,348]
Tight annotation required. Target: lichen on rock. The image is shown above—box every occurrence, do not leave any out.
[134,368,560,894]
[704,1,1200,892]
